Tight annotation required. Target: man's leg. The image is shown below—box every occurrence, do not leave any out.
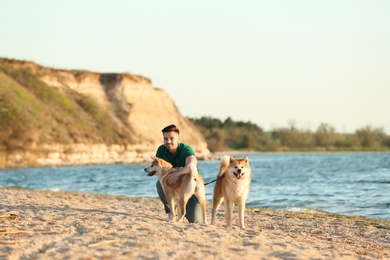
[185,195,204,224]
[156,180,170,213]
[157,181,203,223]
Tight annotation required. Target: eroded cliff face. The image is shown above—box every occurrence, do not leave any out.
[0,59,210,167]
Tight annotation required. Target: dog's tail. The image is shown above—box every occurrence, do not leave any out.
[218,155,230,178]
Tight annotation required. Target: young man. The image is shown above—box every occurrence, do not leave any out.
[155,124,204,223]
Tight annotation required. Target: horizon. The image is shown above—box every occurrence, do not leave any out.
[1,1,389,134]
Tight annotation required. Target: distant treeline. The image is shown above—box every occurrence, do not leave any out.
[189,116,390,152]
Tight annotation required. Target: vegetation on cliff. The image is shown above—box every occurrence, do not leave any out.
[0,59,135,152]
[190,116,390,152]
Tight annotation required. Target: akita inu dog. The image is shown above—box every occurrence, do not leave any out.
[144,157,207,224]
[211,155,251,229]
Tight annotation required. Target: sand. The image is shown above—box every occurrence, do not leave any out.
[0,188,389,260]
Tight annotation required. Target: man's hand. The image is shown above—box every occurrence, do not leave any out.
[167,172,179,186]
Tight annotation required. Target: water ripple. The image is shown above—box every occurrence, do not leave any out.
[0,153,389,220]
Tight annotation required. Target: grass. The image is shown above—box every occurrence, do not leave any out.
[0,59,135,152]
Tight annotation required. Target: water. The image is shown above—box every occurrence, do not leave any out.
[1,153,389,220]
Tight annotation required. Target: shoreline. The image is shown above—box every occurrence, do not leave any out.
[1,150,389,169]
[213,150,390,155]
[1,188,389,259]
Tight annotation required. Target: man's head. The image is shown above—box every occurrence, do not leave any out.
[162,124,180,153]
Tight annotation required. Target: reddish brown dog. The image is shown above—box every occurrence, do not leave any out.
[145,157,207,224]
[211,155,251,229]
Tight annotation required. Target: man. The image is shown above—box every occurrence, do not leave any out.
[155,124,204,223]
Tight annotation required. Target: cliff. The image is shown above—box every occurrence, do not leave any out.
[0,58,210,168]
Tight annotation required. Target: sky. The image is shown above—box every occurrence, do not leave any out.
[1,0,389,134]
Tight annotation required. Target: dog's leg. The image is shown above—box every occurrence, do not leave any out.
[211,179,224,225]
[237,200,246,229]
[177,197,188,222]
[238,190,249,229]
[168,197,176,221]
[225,199,234,227]
[211,195,223,225]
[177,176,195,222]
[177,165,199,223]
[177,186,192,222]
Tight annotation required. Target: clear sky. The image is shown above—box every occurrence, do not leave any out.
[1,0,389,133]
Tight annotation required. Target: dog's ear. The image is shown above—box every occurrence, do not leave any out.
[150,156,157,161]
[229,156,235,163]
[243,156,249,163]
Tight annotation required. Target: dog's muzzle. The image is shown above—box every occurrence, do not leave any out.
[144,168,156,176]
[234,169,243,179]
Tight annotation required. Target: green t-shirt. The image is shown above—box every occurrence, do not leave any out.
[156,143,195,168]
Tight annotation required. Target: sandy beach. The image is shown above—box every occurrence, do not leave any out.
[0,188,389,260]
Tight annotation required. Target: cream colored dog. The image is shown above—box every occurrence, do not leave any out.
[145,157,207,224]
[211,155,251,229]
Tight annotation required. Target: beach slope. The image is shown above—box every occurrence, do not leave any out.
[1,188,389,259]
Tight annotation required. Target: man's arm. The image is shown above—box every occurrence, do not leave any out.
[167,155,197,186]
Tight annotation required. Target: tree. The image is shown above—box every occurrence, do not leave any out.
[315,123,337,148]
[356,126,387,148]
